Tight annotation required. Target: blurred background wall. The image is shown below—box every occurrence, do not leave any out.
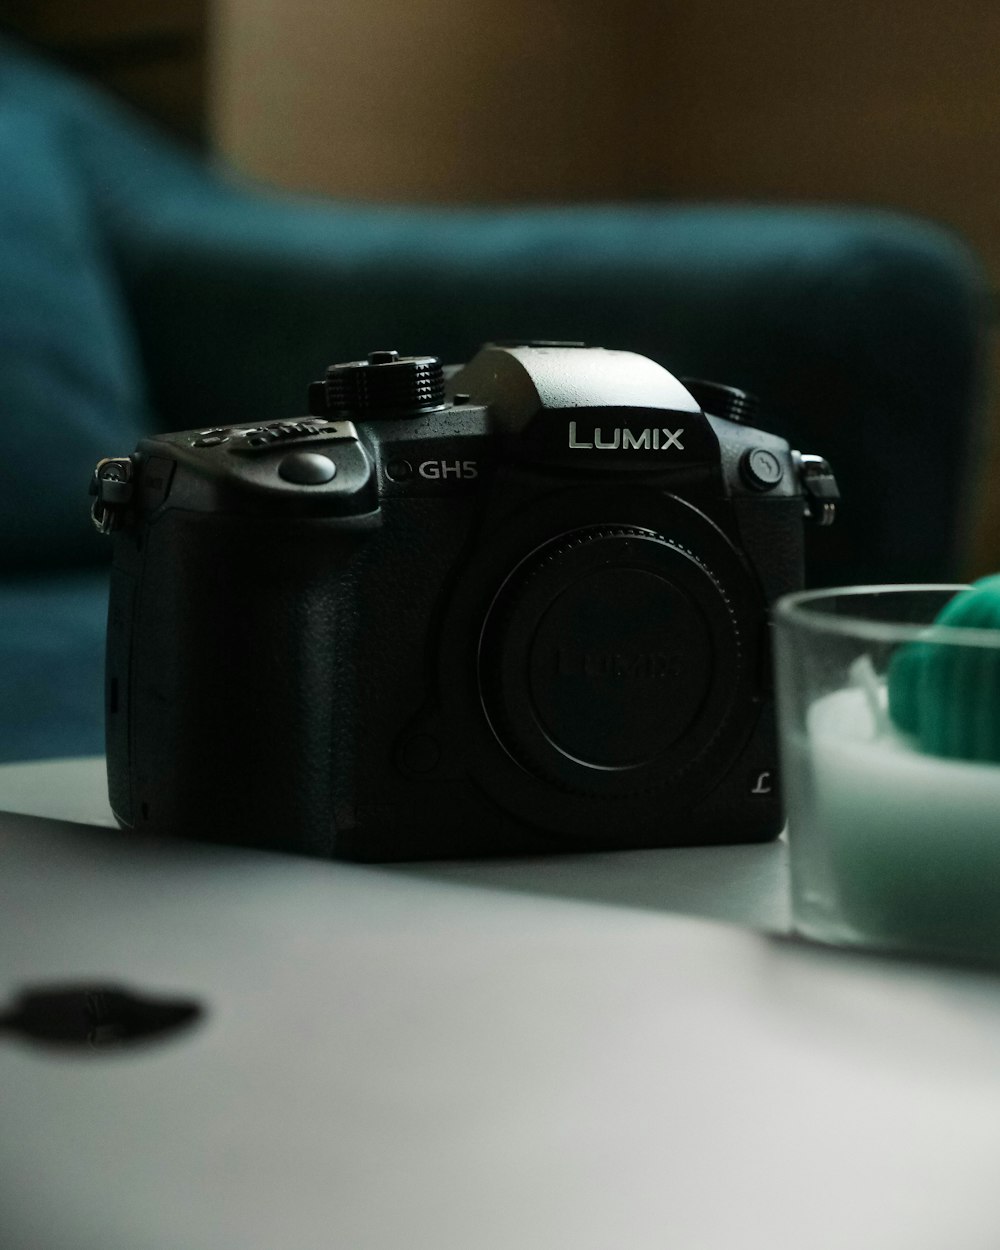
[209,0,1000,273]
[3,0,999,573]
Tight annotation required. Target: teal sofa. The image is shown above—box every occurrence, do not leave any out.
[0,35,989,762]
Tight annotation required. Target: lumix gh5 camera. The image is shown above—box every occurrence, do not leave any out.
[92,343,838,861]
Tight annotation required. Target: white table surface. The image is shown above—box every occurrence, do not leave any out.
[2,758,1000,1250]
[0,755,791,931]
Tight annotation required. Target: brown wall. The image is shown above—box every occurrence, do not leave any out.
[210,2,1000,234]
[210,0,1000,573]
[209,0,657,202]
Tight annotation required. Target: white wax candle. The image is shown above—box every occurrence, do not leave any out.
[791,687,1000,960]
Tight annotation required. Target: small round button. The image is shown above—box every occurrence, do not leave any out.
[194,434,229,448]
[278,452,337,484]
[740,447,783,490]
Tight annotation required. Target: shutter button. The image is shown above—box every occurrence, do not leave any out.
[278,452,337,484]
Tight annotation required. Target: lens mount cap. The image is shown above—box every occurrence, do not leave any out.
[479,526,742,797]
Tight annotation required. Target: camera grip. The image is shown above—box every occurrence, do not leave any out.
[107,510,364,855]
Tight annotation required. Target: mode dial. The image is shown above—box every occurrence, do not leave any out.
[309,350,446,418]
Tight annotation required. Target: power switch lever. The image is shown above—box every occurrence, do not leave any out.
[794,452,839,526]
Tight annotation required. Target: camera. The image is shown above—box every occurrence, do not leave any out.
[92,343,838,861]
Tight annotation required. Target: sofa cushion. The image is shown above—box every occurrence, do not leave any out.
[0,103,148,570]
[0,570,108,761]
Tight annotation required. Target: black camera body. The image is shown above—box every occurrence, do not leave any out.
[95,343,837,861]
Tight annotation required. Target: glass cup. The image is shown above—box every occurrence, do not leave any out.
[773,584,1000,964]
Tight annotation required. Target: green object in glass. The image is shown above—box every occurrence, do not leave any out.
[887,575,1000,762]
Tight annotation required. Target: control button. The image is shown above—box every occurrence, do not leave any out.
[194,435,229,448]
[740,447,783,491]
[278,452,337,484]
[249,421,326,443]
[248,429,280,446]
[385,459,413,482]
[233,420,358,451]
[198,427,231,438]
